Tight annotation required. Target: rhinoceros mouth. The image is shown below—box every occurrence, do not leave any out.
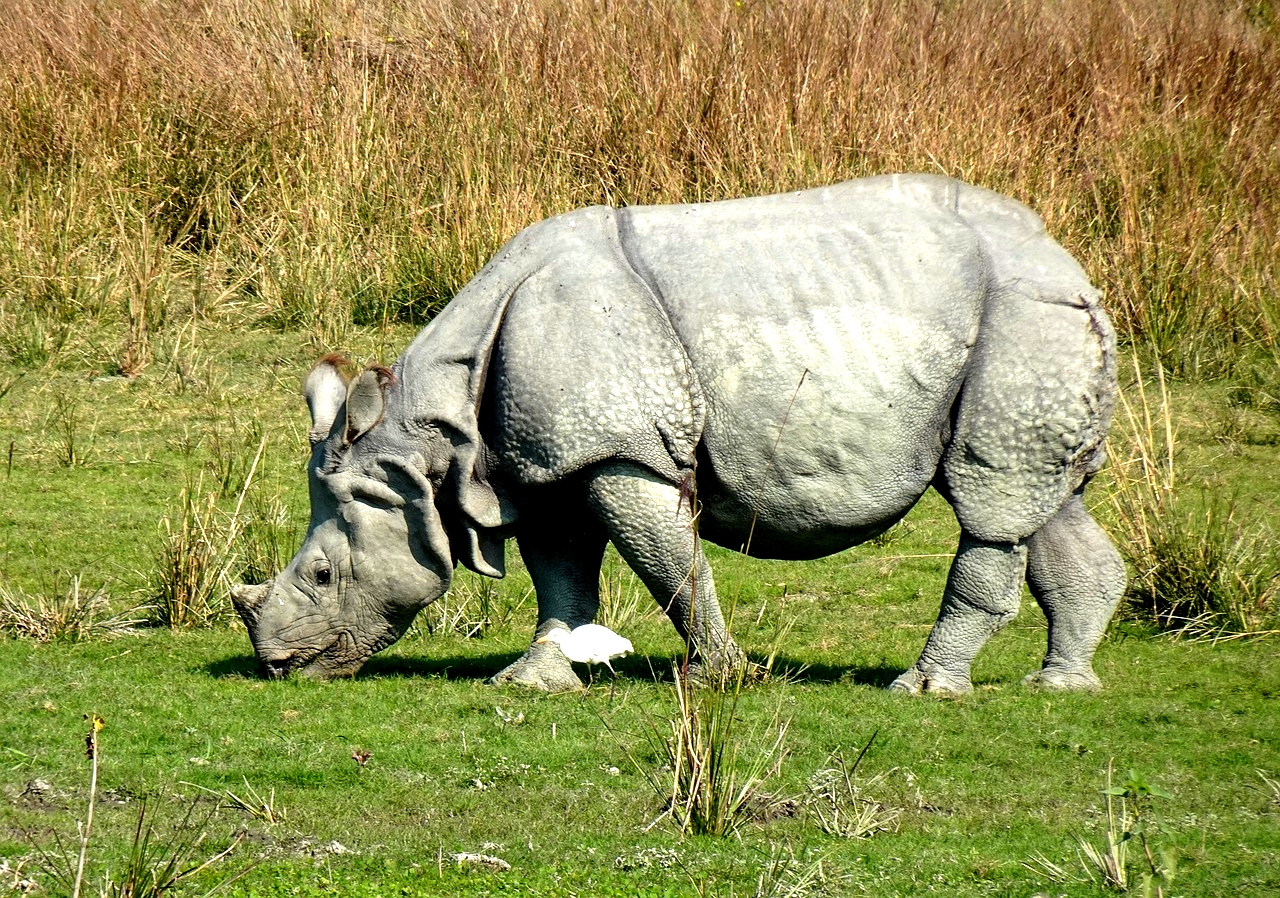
[295,629,365,679]
[256,629,350,680]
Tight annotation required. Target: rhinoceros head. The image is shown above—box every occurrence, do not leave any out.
[232,355,511,679]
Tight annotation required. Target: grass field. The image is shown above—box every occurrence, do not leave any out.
[2,1,1279,895]
[0,307,1276,898]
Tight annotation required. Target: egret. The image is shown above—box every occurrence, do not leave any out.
[537,624,633,696]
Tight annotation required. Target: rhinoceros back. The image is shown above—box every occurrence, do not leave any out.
[489,176,994,558]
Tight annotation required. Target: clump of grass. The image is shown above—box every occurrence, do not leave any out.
[0,577,142,642]
[51,391,95,468]
[235,490,295,589]
[418,575,498,639]
[101,798,246,898]
[1107,358,1279,638]
[187,778,285,826]
[0,308,71,368]
[152,434,270,629]
[597,556,653,632]
[803,736,900,840]
[1257,770,1280,810]
[641,664,791,838]
[749,844,833,898]
[417,573,532,639]
[1137,495,1279,639]
[152,480,237,630]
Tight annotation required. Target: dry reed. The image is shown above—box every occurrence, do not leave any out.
[0,0,1276,375]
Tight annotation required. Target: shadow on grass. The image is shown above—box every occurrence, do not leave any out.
[205,654,259,679]
[612,653,902,688]
[360,649,525,681]
[205,648,903,688]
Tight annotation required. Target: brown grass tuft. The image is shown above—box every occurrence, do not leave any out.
[1,0,1276,372]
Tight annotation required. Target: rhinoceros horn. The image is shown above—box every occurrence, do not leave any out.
[230,581,271,626]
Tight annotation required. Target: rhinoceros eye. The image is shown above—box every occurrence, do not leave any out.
[315,565,332,586]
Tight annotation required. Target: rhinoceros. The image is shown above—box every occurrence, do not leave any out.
[232,174,1126,695]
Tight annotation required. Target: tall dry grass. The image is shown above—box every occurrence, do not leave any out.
[1107,358,1279,638]
[0,0,1277,375]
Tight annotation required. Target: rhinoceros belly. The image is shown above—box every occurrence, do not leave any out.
[619,180,987,558]
[688,304,969,559]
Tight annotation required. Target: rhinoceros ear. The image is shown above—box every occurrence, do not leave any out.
[351,456,455,599]
[344,365,396,444]
[305,355,353,446]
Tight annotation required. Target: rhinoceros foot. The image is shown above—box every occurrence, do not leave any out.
[1022,665,1102,692]
[490,642,585,692]
[680,642,753,689]
[887,665,973,696]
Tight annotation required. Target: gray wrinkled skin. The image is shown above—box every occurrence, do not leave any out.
[233,174,1125,694]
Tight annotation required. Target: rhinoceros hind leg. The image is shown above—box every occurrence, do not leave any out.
[586,462,746,678]
[890,535,1028,695]
[1022,492,1125,691]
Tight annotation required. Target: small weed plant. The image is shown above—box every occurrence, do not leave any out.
[803,736,901,840]
[27,716,249,898]
[1029,763,1176,896]
[1081,766,1177,897]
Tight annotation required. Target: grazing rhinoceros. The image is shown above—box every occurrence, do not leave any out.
[232,174,1126,694]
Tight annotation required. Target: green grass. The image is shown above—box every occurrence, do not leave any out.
[1,602,1277,896]
[2,2,1279,892]
[1,324,1278,895]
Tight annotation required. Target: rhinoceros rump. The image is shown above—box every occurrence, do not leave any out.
[232,174,1125,694]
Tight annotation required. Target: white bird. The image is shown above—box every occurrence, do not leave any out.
[537,624,634,680]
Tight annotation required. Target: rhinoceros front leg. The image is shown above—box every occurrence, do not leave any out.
[1022,494,1125,690]
[585,461,745,681]
[489,502,608,691]
[890,534,1028,695]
